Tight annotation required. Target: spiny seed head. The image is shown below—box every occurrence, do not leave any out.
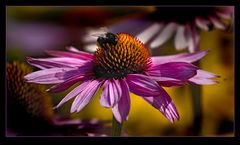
[93,32,151,79]
[7,61,54,124]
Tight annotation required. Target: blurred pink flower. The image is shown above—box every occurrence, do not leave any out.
[83,6,233,53]
[24,32,218,123]
[7,21,70,54]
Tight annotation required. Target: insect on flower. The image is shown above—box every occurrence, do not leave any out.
[24,32,218,123]
[83,6,234,53]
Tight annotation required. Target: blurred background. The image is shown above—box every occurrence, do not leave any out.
[6,6,234,136]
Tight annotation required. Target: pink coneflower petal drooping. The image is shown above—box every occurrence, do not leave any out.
[25,32,218,123]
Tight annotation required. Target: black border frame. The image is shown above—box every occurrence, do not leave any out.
[2,0,239,144]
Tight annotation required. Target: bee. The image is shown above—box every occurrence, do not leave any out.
[97,32,118,47]
[84,27,117,52]
[93,31,150,79]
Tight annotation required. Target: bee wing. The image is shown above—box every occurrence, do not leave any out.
[83,27,109,43]
[91,27,109,37]
[82,27,109,52]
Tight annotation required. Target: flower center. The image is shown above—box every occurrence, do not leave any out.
[93,33,151,79]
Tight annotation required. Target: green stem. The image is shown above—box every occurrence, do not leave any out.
[190,61,202,135]
[190,84,202,135]
[112,115,122,136]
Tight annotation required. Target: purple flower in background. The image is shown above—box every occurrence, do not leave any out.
[83,6,233,53]
[24,32,218,123]
[6,61,111,136]
[7,21,70,54]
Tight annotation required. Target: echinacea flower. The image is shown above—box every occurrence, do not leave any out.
[7,61,111,136]
[7,61,54,125]
[24,32,218,123]
[83,6,233,53]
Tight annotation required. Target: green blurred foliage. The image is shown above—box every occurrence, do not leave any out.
[7,48,26,62]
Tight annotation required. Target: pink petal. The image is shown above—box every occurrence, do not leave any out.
[126,74,161,97]
[46,75,84,93]
[147,62,198,81]
[144,75,185,87]
[189,77,218,85]
[208,16,227,30]
[70,79,103,113]
[151,50,208,65]
[136,23,163,44]
[100,79,122,108]
[195,70,219,78]
[216,7,234,19]
[150,23,177,49]
[24,67,80,84]
[46,48,93,60]
[188,70,219,85]
[158,80,186,87]
[195,17,213,31]
[27,57,91,69]
[146,76,181,82]
[141,87,179,123]
[174,25,188,50]
[185,24,200,53]
[216,12,232,19]
[66,46,83,53]
[112,79,130,123]
[54,79,92,109]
